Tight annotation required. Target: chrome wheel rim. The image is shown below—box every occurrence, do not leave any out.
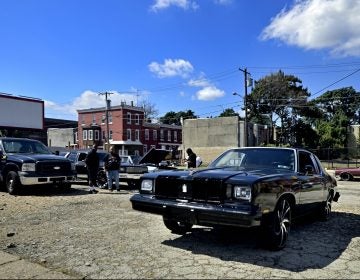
[274,200,291,248]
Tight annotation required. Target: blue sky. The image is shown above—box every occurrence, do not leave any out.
[1,0,360,121]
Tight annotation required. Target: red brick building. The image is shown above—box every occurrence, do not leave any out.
[77,103,182,156]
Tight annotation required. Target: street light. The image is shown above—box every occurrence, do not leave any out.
[233,92,247,147]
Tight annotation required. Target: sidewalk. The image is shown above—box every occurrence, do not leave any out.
[0,251,75,279]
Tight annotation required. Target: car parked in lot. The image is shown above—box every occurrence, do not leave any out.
[334,166,360,181]
[120,148,177,189]
[61,149,108,186]
[130,147,340,250]
[0,137,76,194]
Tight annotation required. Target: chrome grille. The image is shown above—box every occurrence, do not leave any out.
[36,161,71,175]
[155,176,224,203]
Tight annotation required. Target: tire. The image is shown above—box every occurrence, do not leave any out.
[59,182,72,192]
[96,170,107,188]
[6,171,21,195]
[163,216,193,235]
[340,173,352,181]
[261,198,291,250]
[318,192,332,221]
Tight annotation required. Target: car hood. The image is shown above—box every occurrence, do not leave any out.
[8,154,71,163]
[139,148,173,165]
[149,166,292,183]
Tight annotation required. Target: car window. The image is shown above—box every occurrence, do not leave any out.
[298,151,319,175]
[209,148,295,171]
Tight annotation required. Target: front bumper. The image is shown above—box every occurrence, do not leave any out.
[119,173,142,181]
[130,194,262,227]
[18,172,76,185]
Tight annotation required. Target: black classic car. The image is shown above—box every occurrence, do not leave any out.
[130,147,340,250]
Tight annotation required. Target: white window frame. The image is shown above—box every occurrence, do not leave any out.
[135,129,140,141]
[135,114,140,125]
[82,130,87,140]
[88,130,93,140]
[109,130,113,140]
[167,130,171,141]
[127,112,131,124]
[145,129,149,141]
[143,145,148,154]
[127,129,131,141]
[95,130,100,141]
[174,131,177,142]
[153,130,157,141]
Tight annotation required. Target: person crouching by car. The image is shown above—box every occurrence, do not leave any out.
[104,145,121,192]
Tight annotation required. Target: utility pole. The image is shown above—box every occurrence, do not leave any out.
[99,91,113,151]
[239,68,250,147]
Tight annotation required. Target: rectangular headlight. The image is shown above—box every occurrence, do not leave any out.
[22,163,36,172]
[141,179,154,192]
[233,185,251,201]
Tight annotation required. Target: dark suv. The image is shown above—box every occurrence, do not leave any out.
[0,137,76,195]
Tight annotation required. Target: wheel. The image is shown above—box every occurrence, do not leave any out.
[96,170,107,188]
[318,192,332,221]
[163,216,193,234]
[261,198,291,250]
[6,171,21,195]
[340,173,352,181]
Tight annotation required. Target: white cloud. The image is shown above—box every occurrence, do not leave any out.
[150,0,199,12]
[44,90,138,120]
[148,58,194,78]
[196,86,225,101]
[260,0,360,57]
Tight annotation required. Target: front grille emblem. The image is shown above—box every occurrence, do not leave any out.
[182,184,187,193]
[54,166,61,170]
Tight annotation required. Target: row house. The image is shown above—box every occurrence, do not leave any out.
[77,102,182,156]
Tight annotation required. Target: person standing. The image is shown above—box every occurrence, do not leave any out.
[104,145,121,191]
[85,144,99,194]
[185,148,197,169]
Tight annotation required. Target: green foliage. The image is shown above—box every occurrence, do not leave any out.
[160,110,197,125]
[218,108,239,117]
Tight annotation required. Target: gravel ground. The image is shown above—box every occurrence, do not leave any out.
[0,181,360,279]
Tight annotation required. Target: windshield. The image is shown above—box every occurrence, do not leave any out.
[2,139,51,154]
[209,148,295,171]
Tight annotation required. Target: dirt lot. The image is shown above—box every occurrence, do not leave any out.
[0,181,360,279]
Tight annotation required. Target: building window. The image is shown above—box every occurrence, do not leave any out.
[143,145,148,154]
[174,131,177,142]
[135,129,140,141]
[95,130,100,141]
[75,132,78,142]
[102,131,106,140]
[88,130,93,140]
[145,129,149,140]
[153,130,157,141]
[92,114,96,124]
[127,112,131,124]
[109,130,113,140]
[167,130,171,141]
[108,112,112,123]
[160,129,164,141]
[81,115,85,125]
[134,150,139,156]
[101,114,106,124]
[127,129,131,141]
[82,130,87,140]
[135,114,140,125]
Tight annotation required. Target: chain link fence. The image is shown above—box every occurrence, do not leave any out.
[308,147,360,169]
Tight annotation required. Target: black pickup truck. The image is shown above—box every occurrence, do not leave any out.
[0,137,76,195]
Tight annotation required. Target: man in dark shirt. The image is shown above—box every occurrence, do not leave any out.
[185,148,197,168]
[85,144,99,194]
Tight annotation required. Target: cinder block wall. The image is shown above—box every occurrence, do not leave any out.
[182,116,240,165]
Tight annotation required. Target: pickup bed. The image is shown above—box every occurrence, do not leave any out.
[0,137,76,195]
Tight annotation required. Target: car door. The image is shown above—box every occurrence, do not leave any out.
[297,150,325,212]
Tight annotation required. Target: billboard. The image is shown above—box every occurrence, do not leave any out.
[0,93,44,130]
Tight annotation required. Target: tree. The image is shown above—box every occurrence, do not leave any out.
[248,70,310,144]
[138,100,159,122]
[160,110,197,125]
[218,108,239,118]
